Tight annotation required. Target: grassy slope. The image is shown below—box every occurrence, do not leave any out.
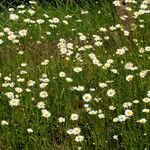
[0,1,150,150]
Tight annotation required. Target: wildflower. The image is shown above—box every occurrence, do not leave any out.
[125,109,133,117]
[27,128,33,133]
[113,135,118,140]
[95,41,103,46]
[59,72,66,77]
[4,76,11,81]
[15,87,23,93]
[73,67,83,73]
[81,10,89,14]
[70,114,79,121]
[90,88,95,91]
[65,77,73,82]
[21,63,27,67]
[79,35,86,41]
[126,75,134,81]
[98,113,105,119]
[1,120,9,125]
[73,127,81,135]
[12,39,19,44]
[39,91,48,98]
[9,98,20,106]
[104,36,109,40]
[20,70,27,74]
[17,4,25,9]
[139,48,145,53]
[8,8,14,12]
[66,129,74,135]
[109,105,116,110]
[44,14,49,18]
[0,32,4,37]
[142,109,149,113]
[58,117,65,123]
[113,118,118,122]
[8,34,16,41]
[0,39,3,44]
[124,30,130,36]
[5,92,14,99]
[40,78,49,83]
[18,29,27,37]
[137,118,147,124]
[111,69,118,74]
[143,98,150,103]
[107,89,116,97]
[82,93,92,102]
[29,1,37,4]
[25,88,31,92]
[10,14,19,21]
[37,102,45,109]
[4,27,10,33]
[46,32,51,35]
[39,83,48,89]
[75,135,84,142]
[52,17,60,23]
[133,100,139,104]
[65,15,72,19]
[27,80,35,86]
[123,102,132,108]
[116,48,125,55]
[145,46,150,52]
[41,109,51,118]
[36,19,45,24]
[99,83,107,88]
[118,115,127,122]
[110,26,117,30]
[17,78,25,82]
[139,70,148,78]
[113,0,121,6]
[89,110,98,115]
[147,91,150,97]
[99,27,107,32]
[41,59,49,65]
[125,62,138,70]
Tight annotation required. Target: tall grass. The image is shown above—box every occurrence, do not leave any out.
[0,0,150,149]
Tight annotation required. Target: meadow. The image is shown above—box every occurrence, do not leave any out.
[0,0,150,149]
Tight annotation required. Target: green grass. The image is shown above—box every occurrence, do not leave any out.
[0,0,150,150]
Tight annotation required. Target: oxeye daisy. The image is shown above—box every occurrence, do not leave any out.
[27,128,33,133]
[73,127,81,135]
[137,118,147,124]
[41,109,51,118]
[9,98,20,106]
[37,101,45,109]
[125,109,133,117]
[118,115,127,122]
[126,75,134,81]
[70,114,79,121]
[107,89,116,97]
[15,87,23,93]
[10,14,19,21]
[1,120,9,126]
[58,117,65,123]
[59,72,66,77]
[82,93,92,102]
[39,91,48,98]
[75,135,84,142]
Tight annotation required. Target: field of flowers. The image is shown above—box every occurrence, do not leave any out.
[0,0,150,149]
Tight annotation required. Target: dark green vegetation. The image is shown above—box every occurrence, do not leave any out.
[0,0,150,150]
